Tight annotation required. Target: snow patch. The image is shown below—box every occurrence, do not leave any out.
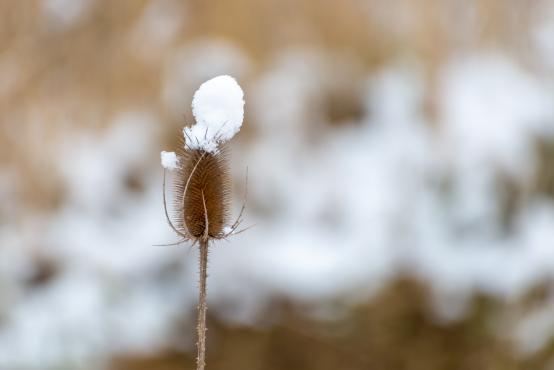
[160,151,178,170]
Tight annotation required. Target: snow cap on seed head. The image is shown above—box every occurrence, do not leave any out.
[184,75,245,153]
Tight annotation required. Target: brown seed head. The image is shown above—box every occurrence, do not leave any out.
[172,146,231,240]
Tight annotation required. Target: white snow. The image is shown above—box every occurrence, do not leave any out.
[439,54,553,178]
[184,75,244,152]
[160,151,178,170]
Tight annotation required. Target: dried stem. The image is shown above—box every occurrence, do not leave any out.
[196,239,209,370]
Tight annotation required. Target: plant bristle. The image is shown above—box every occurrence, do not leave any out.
[172,147,231,240]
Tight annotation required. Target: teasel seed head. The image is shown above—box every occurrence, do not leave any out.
[173,146,231,240]
[161,75,246,244]
[160,75,246,370]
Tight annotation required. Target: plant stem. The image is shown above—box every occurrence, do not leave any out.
[196,239,209,370]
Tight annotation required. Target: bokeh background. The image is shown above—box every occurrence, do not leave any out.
[2,0,554,369]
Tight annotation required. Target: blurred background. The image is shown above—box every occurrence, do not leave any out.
[1,0,554,369]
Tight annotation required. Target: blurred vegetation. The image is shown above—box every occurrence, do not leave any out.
[0,0,540,210]
[112,278,554,370]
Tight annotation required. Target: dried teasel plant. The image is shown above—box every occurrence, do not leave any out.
[160,75,249,370]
